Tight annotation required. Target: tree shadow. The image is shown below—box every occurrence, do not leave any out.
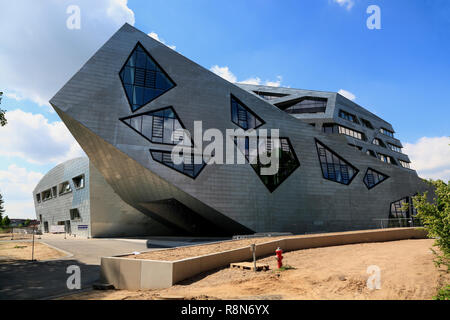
[0,258,99,300]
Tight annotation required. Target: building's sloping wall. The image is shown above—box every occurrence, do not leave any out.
[49,23,432,235]
[89,159,175,237]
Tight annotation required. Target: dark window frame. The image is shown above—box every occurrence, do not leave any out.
[149,149,207,179]
[338,109,360,124]
[254,91,288,100]
[70,208,81,221]
[234,136,300,193]
[119,42,177,113]
[399,160,411,169]
[230,94,265,130]
[41,189,52,201]
[388,143,403,153]
[363,167,389,190]
[52,186,57,198]
[315,138,359,185]
[372,138,386,148]
[360,118,374,129]
[119,106,194,147]
[58,181,72,196]
[379,127,395,138]
[72,174,85,190]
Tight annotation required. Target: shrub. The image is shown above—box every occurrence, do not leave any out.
[413,180,449,271]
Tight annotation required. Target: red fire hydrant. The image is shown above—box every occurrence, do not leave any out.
[275,247,283,269]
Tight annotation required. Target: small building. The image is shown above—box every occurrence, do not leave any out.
[32,157,158,237]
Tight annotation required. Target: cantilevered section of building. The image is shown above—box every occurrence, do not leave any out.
[35,23,430,237]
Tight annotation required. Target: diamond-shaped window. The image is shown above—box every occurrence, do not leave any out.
[231,95,265,130]
[363,168,389,189]
[315,139,358,185]
[120,42,175,112]
[120,106,191,146]
[235,136,300,192]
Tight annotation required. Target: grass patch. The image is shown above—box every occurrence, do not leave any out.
[434,285,450,300]
[277,264,296,271]
[13,245,27,249]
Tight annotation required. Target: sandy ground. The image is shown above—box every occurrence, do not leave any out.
[64,239,448,300]
[0,241,67,261]
[124,236,289,261]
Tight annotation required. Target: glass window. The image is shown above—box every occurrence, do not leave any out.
[235,136,300,192]
[120,43,175,112]
[70,208,81,221]
[254,91,288,100]
[120,107,191,146]
[42,189,52,201]
[72,175,85,189]
[337,125,364,140]
[379,128,394,138]
[389,197,409,219]
[282,97,327,114]
[366,149,377,157]
[230,95,264,130]
[378,153,396,165]
[372,138,386,147]
[388,143,403,153]
[338,110,359,123]
[360,118,374,129]
[52,186,57,197]
[399,160,411,169]
[36,193,41,203]
[150,150,205,179]
[58,181,72,195]
[315,140,358,185]
[363,168,389,189]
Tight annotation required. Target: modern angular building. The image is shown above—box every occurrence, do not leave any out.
[38,23,431,237]
[33,157,167,237]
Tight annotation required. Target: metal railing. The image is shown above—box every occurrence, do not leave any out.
[373,217,423,229]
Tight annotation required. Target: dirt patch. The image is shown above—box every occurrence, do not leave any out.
[0,241,67,261]
[63,239,449,300]
[123,236,289,261]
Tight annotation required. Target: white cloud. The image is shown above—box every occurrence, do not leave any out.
[0,0,134,109]
[210,65,283,87]
[338,89,356,101]
[0,109,85,165]
[0,165,44,219]
[333,0,355,10]
[264,76,283,87]
[210,65,238,83]
[404,136,450,182]
[147,32,176,50]
[2,201,36,220]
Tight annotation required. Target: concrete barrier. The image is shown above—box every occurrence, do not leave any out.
[100,227,427,290]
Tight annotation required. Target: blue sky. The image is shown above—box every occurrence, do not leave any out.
[0,0,449,218]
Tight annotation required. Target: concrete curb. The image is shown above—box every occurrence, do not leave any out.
[99,228,428,290]
[39,241,74,261]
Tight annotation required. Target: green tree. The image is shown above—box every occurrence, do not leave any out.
[0,92,7,126]
[24,219,31,226]
[414,179,449,299]
[2,216,10,227]
[413,180,449,270]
